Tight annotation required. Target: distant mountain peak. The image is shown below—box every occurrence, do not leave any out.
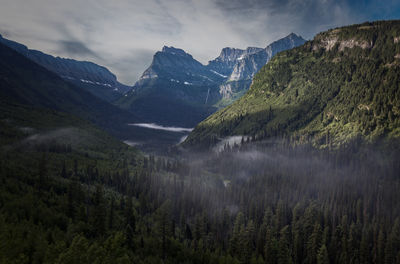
[220,47,245,54]
[287,32,299,37]
[245,47,264,54]
[161,46,191,57]
[268,33,306,46]
[135,45,221,88]
[215,47,246,62]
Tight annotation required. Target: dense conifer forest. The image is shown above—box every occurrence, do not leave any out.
[1,134,399,263]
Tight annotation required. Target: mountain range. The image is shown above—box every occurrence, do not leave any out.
[0,32,305,151]
[117,33,306,127]
[1,32,305,130]
[0,34,131,102]
[0,41,139,140]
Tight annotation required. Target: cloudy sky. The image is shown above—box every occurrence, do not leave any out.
[0,0,399,85]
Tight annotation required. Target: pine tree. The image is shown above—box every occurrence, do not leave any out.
[230,212,245,257]
[61,161,67,178]
[316,245,329,264]
[257,208,272,256]
[385,218,400,264]
[155,200,172,259]
[277,226,292,264]
[306,223,322,264]
[359,227,370,264]
[125,224,135,251]
[265,227,278,264]
[108,197,115,230]
[37,153,48,192]
[67,176,80,219]
[92,184,106,236]
[125,196,135,231]
[291,203,303,264]
[377,228,385,264]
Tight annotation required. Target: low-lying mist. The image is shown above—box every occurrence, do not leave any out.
[151,139,400,225]
[128,123,193,132]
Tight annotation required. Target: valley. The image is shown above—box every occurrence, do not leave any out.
[0,14,399,264]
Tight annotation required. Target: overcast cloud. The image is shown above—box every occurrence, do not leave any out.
[0,0,399,85]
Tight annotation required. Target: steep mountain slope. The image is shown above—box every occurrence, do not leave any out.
[117,46,224,127]
[216,33,306,106]
[0,42,138,137]
[0,34,131,102]
[185,20,400,149]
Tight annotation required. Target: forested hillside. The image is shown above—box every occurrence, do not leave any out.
[185,20,400,149]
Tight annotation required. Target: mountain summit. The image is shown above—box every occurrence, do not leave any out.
[135,46,221,88]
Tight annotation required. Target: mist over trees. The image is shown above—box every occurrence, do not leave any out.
[1,136,399,263]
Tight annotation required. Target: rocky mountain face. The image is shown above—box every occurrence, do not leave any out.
[230,33,306,81]
[135,46,223,88]
[0,34,131,102]
[215,33,306,104]
[117,46,223,127]
[207,47,263,77]
[120,35,304,127]
[184,21,400,149]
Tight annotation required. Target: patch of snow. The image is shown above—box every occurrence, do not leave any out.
[140,74,158,80]
[205,88,210,104]
[61,76,75,80]
[81,79,94,84]
[210,70,228,78]
[184,81,193,85]
[80,79,114,88]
